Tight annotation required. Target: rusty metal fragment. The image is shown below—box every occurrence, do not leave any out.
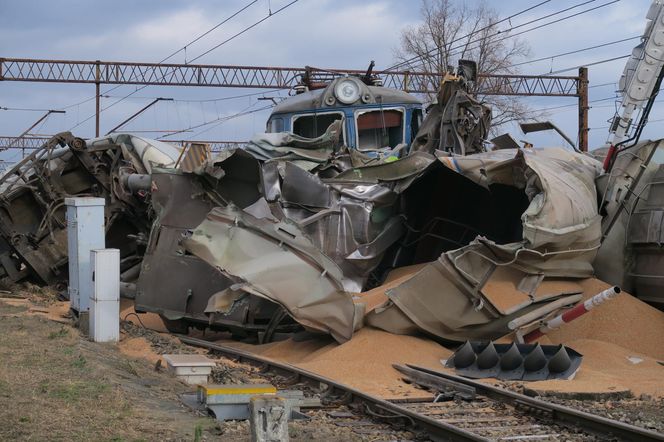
[0,132,177,286]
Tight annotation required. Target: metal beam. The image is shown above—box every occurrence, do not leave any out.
[578,67,589,152]
[0,135,245,153]
[0,57,582,97]
[2,110,65,158]
[106,97,173,135]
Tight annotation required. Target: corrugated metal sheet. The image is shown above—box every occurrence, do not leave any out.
[180,143,210,172]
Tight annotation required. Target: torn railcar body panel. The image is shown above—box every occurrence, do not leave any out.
[0,132,177,285]
[594,139,664,305]
[135,148,436,338]
[134,153,290,334]
[436,148,603,276]
[183,205,357,342]
[133,169,232,324]
[367,147,603,342]
[177,145,603,343]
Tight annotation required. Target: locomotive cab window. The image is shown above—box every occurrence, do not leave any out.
[292,112,344,139]
[355,108,404,151]
[267,117,284,133]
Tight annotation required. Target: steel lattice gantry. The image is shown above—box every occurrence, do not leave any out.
[0,136,245,153]
[0,57,589,149]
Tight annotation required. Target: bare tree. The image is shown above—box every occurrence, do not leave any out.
[394,0,534,129]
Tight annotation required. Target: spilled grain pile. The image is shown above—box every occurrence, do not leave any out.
[545,279,664,360]
[228,327,452,399]
[225,278,664,398]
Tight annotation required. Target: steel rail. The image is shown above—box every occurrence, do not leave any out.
[178,335,488,441]
[406,364,664,442]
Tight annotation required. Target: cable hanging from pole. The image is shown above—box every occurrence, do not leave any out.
[64,0,261,131]
[68,0,299,135]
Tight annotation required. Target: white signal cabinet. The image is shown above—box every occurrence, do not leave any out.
[90,248,120,343]
[66,197,105,313]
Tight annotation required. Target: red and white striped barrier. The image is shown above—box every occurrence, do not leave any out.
[523,286,621,343]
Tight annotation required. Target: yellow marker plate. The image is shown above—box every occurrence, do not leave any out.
[198,384,276,396]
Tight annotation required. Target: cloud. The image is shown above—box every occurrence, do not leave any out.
[0,0,661,149]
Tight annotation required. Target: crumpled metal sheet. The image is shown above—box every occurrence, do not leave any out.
[411,78,491,155]
[0,132,177,285]
[198,148,437,293]
[180,142,607,343]
[594,139,664,305]
[366,147,605,342]
[183,204,358,343]
[243,120,342,169]
[436,147,604,276]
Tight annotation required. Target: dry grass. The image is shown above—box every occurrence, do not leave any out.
[0,300,218,441]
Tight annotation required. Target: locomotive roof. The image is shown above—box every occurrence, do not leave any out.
[272,83,422,115]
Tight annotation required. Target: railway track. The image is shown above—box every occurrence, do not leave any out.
[178,335,664,441]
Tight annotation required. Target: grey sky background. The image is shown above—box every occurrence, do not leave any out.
[0,0,658,162]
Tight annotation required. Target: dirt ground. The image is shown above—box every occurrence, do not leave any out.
[0,287,418,441]
[0,298,220,441]
[2,281,662,440]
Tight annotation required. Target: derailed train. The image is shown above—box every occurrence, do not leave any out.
[0,61,661,343]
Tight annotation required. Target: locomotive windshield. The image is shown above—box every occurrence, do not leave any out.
[355,108,404,151]
[267,76,422,153]
[293,112,344,139]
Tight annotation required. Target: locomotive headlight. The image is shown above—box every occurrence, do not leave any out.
[334,79,361,104]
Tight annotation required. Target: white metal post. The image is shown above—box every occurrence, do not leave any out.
[65,197,105,313]
[90,248,120,342]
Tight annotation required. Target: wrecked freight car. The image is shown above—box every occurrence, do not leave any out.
[134,71,430,338]
[593,139,664,307]
[133,65,493,339]
[132,65,610,345]
[0,132,178,286]
[3,60,650,345]
[170,136,603,343]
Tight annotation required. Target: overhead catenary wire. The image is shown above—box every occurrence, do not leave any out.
[66,0,266,132]
[543,54,631,75]
[591,115,664,130]
[187,0,300,64]
[385,0,554,72]
[1,106,60,112]
[157,103,274,140]
[104,0,298,112]
[589,82,617,89]
[187,102,267,139]
[508,35,640,69]
[64,0,258,109]
[523,97,621,123]
[391,0,617,74]
[159,0,259,64]
[411,0,618,73]
[444,0,622,73]
[102,89,284,103]
[531,96,618,113]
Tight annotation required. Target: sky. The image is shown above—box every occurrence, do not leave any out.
[0,0,659,163]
